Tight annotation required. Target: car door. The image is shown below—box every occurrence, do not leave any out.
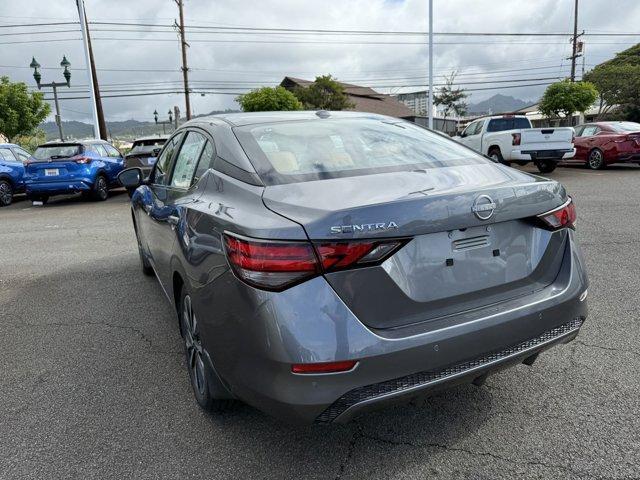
[458,121,477,148]
[104,144,125,181]
[467,120,485,152]
[93,143,112,178]
[142,130,208,289]
[574,125,599,160]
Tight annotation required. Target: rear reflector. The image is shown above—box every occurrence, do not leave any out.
[223,233,406,291]
[537,197,577,230]
[292,360,357,374]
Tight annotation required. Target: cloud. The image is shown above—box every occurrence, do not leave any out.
[1,0,638,124]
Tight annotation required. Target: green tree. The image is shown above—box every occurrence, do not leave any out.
[434,72,468,120]
[14,130,46,153]
[293,75,354,110]
[0,76,50,142]
[539,80,598,125]
[236,86,303,112]
[584,44,640,120]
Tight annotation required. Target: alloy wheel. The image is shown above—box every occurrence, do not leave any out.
[97,177,108,200]
[588,150,604,170]
[0,181,12,206]
[182,294,206,396]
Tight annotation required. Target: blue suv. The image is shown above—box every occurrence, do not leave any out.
[25,140,124,203]
[0,143,31,207]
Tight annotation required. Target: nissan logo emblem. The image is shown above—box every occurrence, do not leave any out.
[472,195,496,220]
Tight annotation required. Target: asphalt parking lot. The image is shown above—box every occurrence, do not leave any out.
[1,165,639,480]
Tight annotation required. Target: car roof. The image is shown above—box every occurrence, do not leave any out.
[183,110,396,127]
[133,135,169,142]
[38,139,111,147]
[0,143,20,148]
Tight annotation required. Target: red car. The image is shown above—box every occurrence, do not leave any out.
[566,121,640,169]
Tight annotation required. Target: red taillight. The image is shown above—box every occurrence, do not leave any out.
[537,198,577,230]
[223,234,319,290]
[291,360,357,374]
[511,133,521,146]
[74,156,92,164]
[223,233,405,291]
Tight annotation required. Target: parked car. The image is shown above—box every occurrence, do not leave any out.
[124,135,168,177]
[564,121,640,170]
[119,111,588,424]
[455,114,575,173]
[0,143,31,206]
[24,140,124,204]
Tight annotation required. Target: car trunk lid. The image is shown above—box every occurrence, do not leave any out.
[263,163,569,330]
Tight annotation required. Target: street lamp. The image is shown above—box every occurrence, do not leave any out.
[153,109,173,135]
[30,55,72,141]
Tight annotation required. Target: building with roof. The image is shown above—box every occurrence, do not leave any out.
[280,77,415,119]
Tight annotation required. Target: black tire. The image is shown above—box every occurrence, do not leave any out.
[92,174,109,201]
[488,148,507,165]
[134,224,154,276]
[535,159,557,174]
[178,288,236,412]
[0,179,13,207]
[587,148,606,170]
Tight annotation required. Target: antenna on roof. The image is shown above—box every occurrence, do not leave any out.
[316,110,331,119]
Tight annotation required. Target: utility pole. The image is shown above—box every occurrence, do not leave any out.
[427,0,433,129]
[76,0,107,139]
[173,106,180,129]
[568,0,583,82]
[174,0,192,120]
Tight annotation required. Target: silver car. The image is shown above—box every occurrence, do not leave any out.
[119,111,588,424]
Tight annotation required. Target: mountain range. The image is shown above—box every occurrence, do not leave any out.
[40,109,239,141]
[40,94,533,140]
[467,94,533,115]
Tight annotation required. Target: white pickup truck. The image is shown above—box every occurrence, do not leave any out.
[455,115,575,173]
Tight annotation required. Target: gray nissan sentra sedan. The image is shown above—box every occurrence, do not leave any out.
[118,111,588,424]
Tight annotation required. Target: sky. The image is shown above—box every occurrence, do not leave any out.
[1,0,639,124]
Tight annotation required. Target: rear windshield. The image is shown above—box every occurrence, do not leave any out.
[607,122,640,133]
[33,144,82,161]
[132,139,167,148]
[235,118,489,184]
[486,117,531,132]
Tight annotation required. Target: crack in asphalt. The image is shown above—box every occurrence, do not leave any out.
[574,340,640,358]
[12,321,181,355]
[359,432,611,480]
[334,426,361,480]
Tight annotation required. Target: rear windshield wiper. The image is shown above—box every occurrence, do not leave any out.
[50,155,72,159]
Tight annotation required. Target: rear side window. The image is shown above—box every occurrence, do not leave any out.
[13,148,31,162]
[487,117,530,132]
[94,144,108,157]
[193,141,214,184]
[170,131,208,188]
[153,133,183,185]
[235,118,490,185]
[581,126,599,137]
[104,145,121,157]
[0,149,18,162]
[33,144,82,161]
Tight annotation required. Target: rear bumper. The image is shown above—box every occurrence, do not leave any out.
[198,231,588,424]
[25,178,94,195]
[510,148,575,162]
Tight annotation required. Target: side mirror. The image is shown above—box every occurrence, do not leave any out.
[459,131,466,138]
[152,147,162,157]
[118,167,143,189]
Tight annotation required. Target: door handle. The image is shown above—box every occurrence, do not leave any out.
[167,215,180,226]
